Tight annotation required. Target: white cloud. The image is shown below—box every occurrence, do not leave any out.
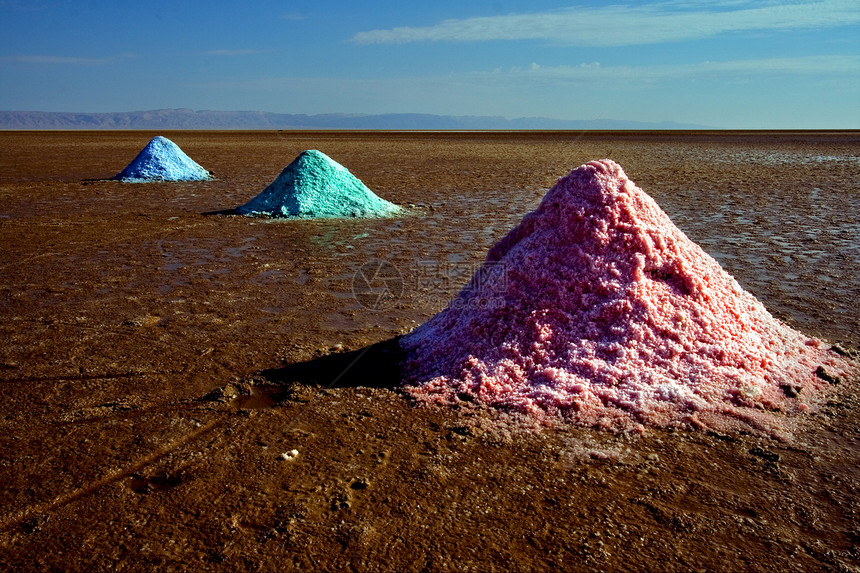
[179,52,858,127]
[203,49,266,56]
[353,0,860,46]
[0,55,115,65]
[195,55,859,96]
[509,55,860,82]
[281,12,306,21]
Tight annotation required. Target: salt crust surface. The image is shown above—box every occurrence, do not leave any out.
[400,160,853,437]
[113,136,211,182]
[236,150,400,219]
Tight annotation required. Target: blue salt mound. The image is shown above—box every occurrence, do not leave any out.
[236,150,401,218]
[113,136,211,182]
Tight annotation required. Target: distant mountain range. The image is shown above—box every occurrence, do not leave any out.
[0,108,710,130]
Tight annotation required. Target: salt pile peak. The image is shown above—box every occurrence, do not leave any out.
[236,149,401,218]
[400,159,854,437]
[113,136,211,182]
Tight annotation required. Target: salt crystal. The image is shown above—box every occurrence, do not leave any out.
[236,150,400,218]
[400,160,855,437]
[280,449,299,461]
[113,136,211,182]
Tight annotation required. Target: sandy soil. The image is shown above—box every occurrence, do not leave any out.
[0,130,858,572]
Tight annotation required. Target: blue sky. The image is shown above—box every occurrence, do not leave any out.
[1,0,858,128]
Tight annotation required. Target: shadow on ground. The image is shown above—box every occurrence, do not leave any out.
[197,337,406,410]
[202,208,240,216]
[260,336,405,391]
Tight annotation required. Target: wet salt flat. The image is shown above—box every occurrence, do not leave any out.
[0,131,859,573]
[641,144,860,167]
[693,149,859,166]
[656,170,859,340]
[0,130,857,372]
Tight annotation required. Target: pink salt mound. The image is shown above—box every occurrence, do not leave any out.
[400,160,855,437]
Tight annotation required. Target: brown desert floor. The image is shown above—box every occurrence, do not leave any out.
[0,130,858,572]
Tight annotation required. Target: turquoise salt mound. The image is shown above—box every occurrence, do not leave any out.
[113,136,211,182]
[236,150,401,218]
